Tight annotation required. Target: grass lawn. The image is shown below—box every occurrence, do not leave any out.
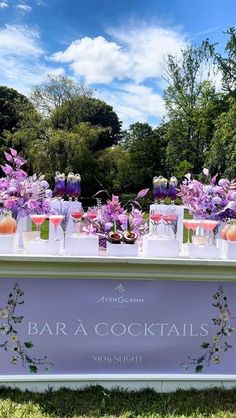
[0,385,236,417]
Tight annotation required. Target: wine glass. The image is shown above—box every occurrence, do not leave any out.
[150,208,163,236]
[168,176,178,204]
[87,207,98,234]
[49,214,64,241]
[71,207,84,235]
[66,172,76,201]
[54,172,65,199]
[30,214,48,241]
[202,220,219,246]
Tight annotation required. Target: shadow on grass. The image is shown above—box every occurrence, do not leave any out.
[1,385,236,417]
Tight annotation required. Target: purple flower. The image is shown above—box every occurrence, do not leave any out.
[0,149,52,220]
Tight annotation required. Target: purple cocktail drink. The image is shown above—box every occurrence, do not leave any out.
[54,172,65,199]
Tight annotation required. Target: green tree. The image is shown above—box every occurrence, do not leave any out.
[119,122,167,192]
[31,74,93,114]
[0,86,32,137]
[205,98,236,177]
[163,45,224,176]
[51,96,122,149]
[205,27,236,97]
[27,123,103,196]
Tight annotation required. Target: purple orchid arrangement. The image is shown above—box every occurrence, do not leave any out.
[0,148,52,220]
[86,189,149,246]
[178,168,236,220]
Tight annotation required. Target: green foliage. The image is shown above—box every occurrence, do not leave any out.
[163,45,225,175]
[0,86,31,137]
[118,122,167,192]
[51,96,122,149]
[30,73,93,114]
[205,98,236,176]
[28,123,100,196]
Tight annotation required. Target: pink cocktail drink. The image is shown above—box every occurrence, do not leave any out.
[71,210,84,235]
[31,215,47,226]
[49,215,64,241]
[150,213,162,222]
[30,214,47,240]
[71,211,83,221]
[202,220,218,232]
[50,215,64,226]
[202,220,218,246]
[87,211,97,221]
[188,220,201,231]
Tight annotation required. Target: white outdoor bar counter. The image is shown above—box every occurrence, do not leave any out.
[1,254,236,393]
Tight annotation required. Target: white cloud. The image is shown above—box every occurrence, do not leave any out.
[16,4,32,12]
[51,36,130,84]
[97,83,166,127]
[0,25,64,94]
[51,25,186,85]
[0,25,42,56]
[0,2,8,9]
[50,24,184,124]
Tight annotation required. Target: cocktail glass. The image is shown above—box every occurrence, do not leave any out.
[150,209,163,237]
[71,208,84,235]
[66,172,76,201]
[54,172,66,199]
[49,215,64,241]
[189,219,201,243]
[30,214,47,241]
[202,220,219,246]
[183,219,192,244]
[87,207,98,234]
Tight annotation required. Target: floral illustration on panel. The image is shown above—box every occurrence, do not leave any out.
[182,285,235,373]
[0,281,53,373]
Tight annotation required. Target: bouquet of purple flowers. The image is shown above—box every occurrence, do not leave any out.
[0,148,52,220]
[178,168,236,220]
[86,190,149,246]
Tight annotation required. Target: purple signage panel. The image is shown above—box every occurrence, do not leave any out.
[0,277,235,375]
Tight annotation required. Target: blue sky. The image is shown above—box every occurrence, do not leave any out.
[0,0,235,127]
